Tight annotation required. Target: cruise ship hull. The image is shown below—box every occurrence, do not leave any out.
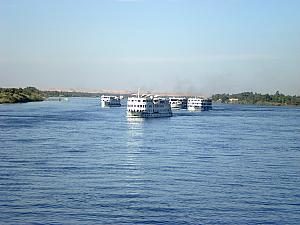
[127,93,172,118]
[101,101,121,107]
[127,111,172,118]
[187,97,212,111]
[101,95,121,108]
[188,106,212,111]
[169,97,188,110]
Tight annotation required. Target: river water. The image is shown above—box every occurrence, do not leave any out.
[0,98,300,224]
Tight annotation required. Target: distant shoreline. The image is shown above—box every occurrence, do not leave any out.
[0,87,44,104]
[212,92,300,106]
[1,87,300,106]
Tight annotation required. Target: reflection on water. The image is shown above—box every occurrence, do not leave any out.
[124,115,145,194]
[126,117,145,123]
[126,117,144,154]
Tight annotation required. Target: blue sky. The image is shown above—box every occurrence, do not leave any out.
[1,0,299,95]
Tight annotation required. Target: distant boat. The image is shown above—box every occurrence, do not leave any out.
[169,97,187,109]
[62,97,69,101]
[187,97,212,111]
[46,97,68,102]
[101,95,121,107]
[127,91,172,118]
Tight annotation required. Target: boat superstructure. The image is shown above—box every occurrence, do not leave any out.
[169,97,187,109]
[127,92,172,118]
[187,97,212,111]
[101,95,121,107]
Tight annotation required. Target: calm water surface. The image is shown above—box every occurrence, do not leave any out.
[0,98,300,224]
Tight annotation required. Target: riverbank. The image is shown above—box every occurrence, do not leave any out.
[0,87,45,104]
[212,92,300,106]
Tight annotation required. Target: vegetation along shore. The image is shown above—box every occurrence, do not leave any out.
[0,87,45,104]
[212,91,300,106]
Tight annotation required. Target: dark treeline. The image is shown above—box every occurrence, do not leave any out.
[212,91,300,106]
[0,87,45,104]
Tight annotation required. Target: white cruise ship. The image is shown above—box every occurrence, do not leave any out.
[187,97,212,111]
[169,97,187,109]
[101,95,121,107]
[127,92,172,118]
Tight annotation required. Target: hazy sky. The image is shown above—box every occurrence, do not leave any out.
[1,0,300,95]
